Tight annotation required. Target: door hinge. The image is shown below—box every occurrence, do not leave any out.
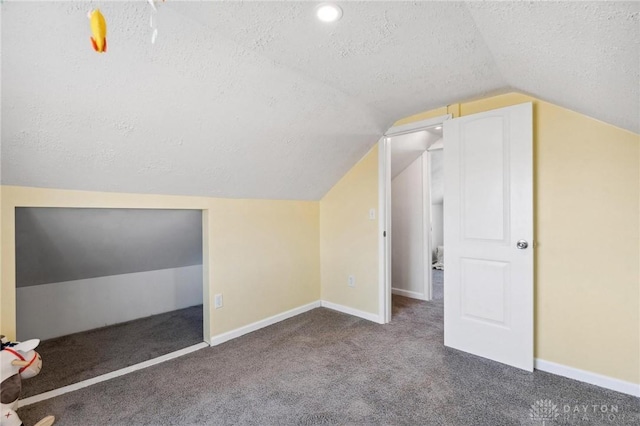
[383,231,387,237]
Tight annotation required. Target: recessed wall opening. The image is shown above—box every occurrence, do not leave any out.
[14,207,206,398]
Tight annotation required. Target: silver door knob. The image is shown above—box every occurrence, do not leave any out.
[516,240,528,249]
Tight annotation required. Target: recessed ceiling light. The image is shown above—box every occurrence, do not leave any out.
[435,126,442,130]
[316,3,343,23]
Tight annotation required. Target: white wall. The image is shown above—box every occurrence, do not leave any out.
[428,145,444,203]
[430,148,444,260]
[16,265,203,340]
[391,155,426,299]
[390,131,440,178]
[431,203,444,257]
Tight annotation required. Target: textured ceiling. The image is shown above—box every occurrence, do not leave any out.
[2,1,638,200]
[466,1,640,133]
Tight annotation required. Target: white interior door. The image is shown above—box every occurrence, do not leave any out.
[443,102,533,371]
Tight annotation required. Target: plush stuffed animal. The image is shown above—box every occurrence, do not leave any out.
[1,336,55,426]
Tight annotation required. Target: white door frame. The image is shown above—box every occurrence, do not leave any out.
[422,149,432,302]
[378,114,451,323]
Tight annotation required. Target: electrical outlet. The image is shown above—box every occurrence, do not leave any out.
[348,275,356,288]
[214,293,223,309]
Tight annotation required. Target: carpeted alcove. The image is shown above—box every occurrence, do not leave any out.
[15,207,206,397]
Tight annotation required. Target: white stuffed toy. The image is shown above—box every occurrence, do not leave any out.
[1,336,55,426]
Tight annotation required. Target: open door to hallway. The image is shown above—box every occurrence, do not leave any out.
[443,102,534,371]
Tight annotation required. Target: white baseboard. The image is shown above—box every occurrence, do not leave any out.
[535,358,640,397]
[18,342,209,407]
[320,300,383,324]
[391,287,426,300]
[210,300,384,347]
[210,301,321,346]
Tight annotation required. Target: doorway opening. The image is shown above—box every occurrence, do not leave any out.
[14,207,207,398]
[385,123,445,319]
[378,103,534,371]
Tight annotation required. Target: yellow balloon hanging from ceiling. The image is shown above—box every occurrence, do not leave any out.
[88,9,107,53]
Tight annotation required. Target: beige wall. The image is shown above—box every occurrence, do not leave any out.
[208,198,320,333]
[0,186,320,341]
[320,146,379,315]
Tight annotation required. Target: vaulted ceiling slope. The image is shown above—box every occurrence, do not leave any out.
[2,2,638,200]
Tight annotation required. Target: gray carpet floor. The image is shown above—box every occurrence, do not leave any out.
[432,269,443,300]
[18,298,639,425]
[22,305,203,398]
